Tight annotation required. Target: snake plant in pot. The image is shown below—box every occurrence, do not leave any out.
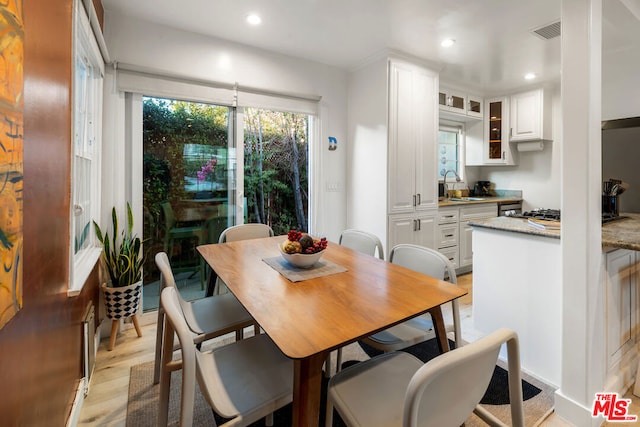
[94,202,145,350]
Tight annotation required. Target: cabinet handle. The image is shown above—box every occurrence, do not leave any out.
[418,219,421,230]
[449,257,455,262]
[445,234,454,237]
[413,219,417,231]
[510,128,513,137]
[502,151,505,160]
[417,193,421,205]
[413,195,416,207]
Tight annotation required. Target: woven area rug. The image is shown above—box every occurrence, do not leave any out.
[127,340,555,426]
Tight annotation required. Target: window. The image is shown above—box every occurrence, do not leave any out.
[438,124,462,180]
[70,0,104,295]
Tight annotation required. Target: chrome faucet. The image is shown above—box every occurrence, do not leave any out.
[443,169,461,198]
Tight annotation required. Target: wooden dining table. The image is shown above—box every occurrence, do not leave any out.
[197,236,467,427]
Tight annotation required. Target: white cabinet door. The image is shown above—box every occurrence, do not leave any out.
[388,211,436,250]
[388,61,417,214]
[484,97,517,165]
[459,221,474,267]
[459,204,497,268]
[414,66,438,211]
[467,94,483,118]
[510,89,542,142]
[388,60,438,214]
[606,249,637,367]
[414,211,437,249]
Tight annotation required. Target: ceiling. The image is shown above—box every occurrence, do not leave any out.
[101,0,639,94]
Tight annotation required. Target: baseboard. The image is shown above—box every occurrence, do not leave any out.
[66,377,87,427]
[554,389,603,427]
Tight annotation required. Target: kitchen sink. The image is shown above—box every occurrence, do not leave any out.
[448,197,486,202]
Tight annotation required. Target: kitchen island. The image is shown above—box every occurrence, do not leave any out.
[469,213,640,393]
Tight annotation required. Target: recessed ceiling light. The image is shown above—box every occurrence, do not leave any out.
[441,39,456,48]
[525,72,537,80]
[246,14,262,25]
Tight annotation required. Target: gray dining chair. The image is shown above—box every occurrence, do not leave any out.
[325,328,524,427]
[159,286,293,427]
[361,243,463,352]
[153,252,255,385]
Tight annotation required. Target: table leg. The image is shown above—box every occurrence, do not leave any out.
[205,268,218,297]
[428,305,451,353]
[292,352,327,427]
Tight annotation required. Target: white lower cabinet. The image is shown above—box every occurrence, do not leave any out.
[388,211,437,251]
[605,249,638,370]
[437,203,497,271]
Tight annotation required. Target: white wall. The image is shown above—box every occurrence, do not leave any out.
[346,57,388,247]
[465,86,562,211]
[103,11,349,241]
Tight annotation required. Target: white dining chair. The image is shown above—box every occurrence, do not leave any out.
[329,229,385,375]
[159,286,293,427]
[210,223,275,295]
[338,229,385,260]
[361,243,463,352]
[325,328,524,427]
[153,252,255,384]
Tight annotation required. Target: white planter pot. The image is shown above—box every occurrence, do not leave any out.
[101,281,142,320]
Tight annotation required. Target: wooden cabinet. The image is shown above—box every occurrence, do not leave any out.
[389,60,438,215]
[510,88,552,142]
[459,204,497,268]
[436,207,459,268]
[436,203,497,272]
[605,249,638,369]
[347,55,438,254]
[388,211,437,251]
[484,97,517,165]
[439,86,483,120]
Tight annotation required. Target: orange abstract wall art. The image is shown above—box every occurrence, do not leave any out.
[0,0,23,330]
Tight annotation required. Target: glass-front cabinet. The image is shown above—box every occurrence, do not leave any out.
[484,96,516,165]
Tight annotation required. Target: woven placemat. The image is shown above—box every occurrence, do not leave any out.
[262,256,347,282]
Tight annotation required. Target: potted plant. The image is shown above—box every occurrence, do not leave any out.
[94,202,145,350]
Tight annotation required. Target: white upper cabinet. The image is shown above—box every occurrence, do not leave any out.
[483,96,518,165]
[510,88,553,142]
[388,59,438,214]
[439,86,483,121]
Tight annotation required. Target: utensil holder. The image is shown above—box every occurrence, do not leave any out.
[602,195,619,216]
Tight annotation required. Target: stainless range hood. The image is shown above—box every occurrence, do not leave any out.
[602,116,640,130]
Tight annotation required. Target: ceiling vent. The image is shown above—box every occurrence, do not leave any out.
[531,21,561,40]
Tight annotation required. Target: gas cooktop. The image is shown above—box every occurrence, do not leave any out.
[508,208,627,224]
[509,208,561,221]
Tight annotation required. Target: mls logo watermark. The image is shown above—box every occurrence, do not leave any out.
[592,392,638,422]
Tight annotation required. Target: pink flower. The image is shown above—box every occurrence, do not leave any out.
[197,158,217,182]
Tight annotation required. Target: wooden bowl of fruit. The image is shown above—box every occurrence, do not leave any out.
[279,230,328,268]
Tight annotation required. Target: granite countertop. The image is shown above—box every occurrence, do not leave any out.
[438,196,523,207]
[469,213,640,251]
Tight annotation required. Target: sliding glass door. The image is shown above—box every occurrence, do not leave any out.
[141,97,311,310]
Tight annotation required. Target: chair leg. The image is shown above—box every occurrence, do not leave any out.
[108,319,119,351]
[131,314,143,337]
[324,352,333,378]
[336,348,343,374]
[154,308,165,384]
[325,395,334,427]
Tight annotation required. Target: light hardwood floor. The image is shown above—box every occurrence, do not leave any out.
[80,273,627,426]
